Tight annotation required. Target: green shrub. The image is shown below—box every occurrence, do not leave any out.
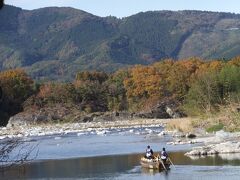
[206,123,224,133]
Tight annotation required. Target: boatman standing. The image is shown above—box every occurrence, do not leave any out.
[145,145,154,159]
[160,147,168,163]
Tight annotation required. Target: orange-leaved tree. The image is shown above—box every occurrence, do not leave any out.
[123,65,166,110]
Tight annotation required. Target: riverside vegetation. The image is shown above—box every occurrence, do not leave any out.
[0,57,240,132]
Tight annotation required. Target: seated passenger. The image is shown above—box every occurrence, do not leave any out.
[145,145,154,159]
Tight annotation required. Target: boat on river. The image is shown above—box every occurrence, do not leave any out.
[140,156,170,170]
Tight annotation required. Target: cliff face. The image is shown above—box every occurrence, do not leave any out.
[1,5,240,80]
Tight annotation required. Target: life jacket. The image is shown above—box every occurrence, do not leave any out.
[146,148,153,157]
[161,151,168,159]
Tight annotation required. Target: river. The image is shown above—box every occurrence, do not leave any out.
[1,125,240,179]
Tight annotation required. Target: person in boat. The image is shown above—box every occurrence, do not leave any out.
[160,147,168,163]
[145,145,154,159]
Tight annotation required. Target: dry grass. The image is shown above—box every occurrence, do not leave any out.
[178,102,240,132]
[216,103,240,132]
[166,118,196,132]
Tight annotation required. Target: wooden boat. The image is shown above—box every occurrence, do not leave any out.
[140,156,170,170]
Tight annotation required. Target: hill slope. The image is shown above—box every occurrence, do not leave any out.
[1,5,240,80]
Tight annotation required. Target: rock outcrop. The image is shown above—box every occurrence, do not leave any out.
[7,104,134,127]
[7,105,72,127]
[185,141,240,156]
[184,130,240,156]
[7,99,185,127]
[72,111,133,123]
[135,99,185,119]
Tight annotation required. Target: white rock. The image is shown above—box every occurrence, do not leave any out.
[185,150,200,156]
[17,134,23,138]
[129,129,134,133]
[64,130,72,135]
[7,135,14,138]
[147,129,153,134]
[215,130,230,139]
[158,131,166,136]
[0,136,6,140]
[54,137,62,140]
[38,132,46,136]
[77,132,85,136]
[96,130,107,135]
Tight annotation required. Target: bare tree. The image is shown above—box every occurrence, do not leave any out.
[0,138,38,173]
[0,0,4,9]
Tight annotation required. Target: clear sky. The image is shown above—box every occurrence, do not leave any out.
[5,0,240,18]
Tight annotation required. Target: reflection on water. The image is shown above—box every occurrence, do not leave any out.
[173,151,240,166]
[218,153,240,161]
[2,152,240,179]
[141,166,170,176]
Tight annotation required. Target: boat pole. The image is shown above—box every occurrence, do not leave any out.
[158,156,167,171]
[168,157,176,169]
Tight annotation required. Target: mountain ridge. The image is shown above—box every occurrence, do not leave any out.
[1,5,240,80]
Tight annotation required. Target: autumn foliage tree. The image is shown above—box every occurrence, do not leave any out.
[156,59,201,100]
[75,71,108,84]
[0,69,34,126]
[123,58,204,111]
[1,56,240,126]
[35,83,76,106]
[123,65,165,110]
[74,71,109,113]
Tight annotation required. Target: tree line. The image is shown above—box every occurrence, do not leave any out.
[1,57,240,126]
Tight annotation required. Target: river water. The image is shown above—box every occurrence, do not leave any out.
[1,126,240,179]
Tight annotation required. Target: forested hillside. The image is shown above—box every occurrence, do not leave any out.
[1,5,240,80]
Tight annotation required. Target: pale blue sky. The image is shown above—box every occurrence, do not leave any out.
[6,0,240,17]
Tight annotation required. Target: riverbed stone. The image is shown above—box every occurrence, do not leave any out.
[186,150,201,156]
[215,130,231,139]
[200,150,208,155]
[186,133,197,138]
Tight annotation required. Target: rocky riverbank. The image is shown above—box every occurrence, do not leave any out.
[184,130,240,157]
[1,102,186,138]
[0,118,173,139]
[6,100,184,127]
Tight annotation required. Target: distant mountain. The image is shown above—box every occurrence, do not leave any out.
[1,5,240,80]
